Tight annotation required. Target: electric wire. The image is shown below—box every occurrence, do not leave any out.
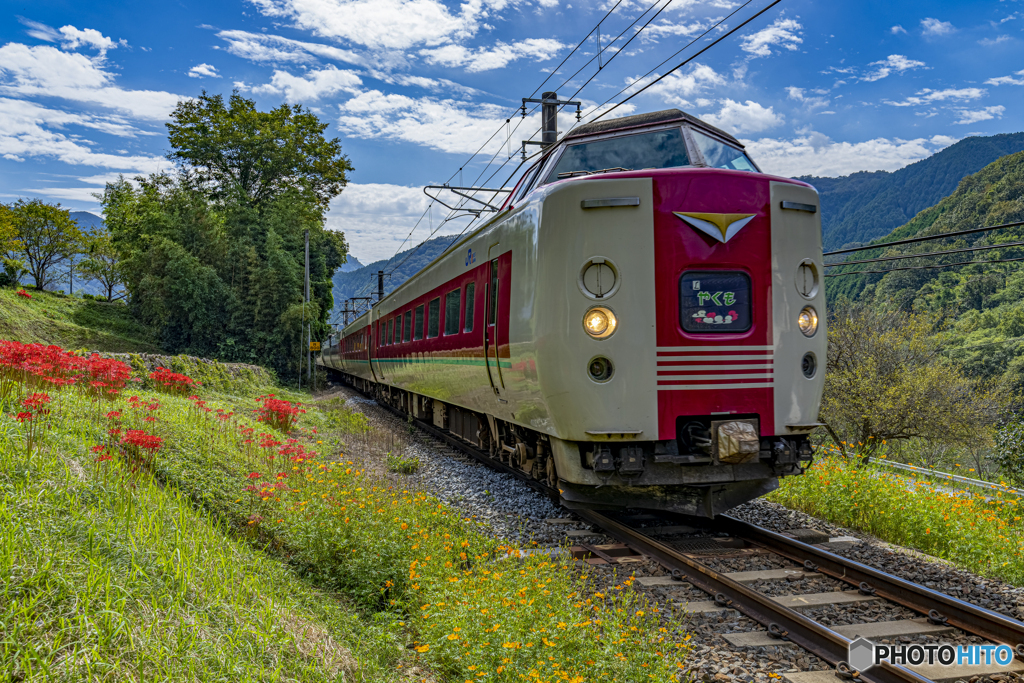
[825,239,1024,268]
[824,255,1024,278]
[823,220,1024,257]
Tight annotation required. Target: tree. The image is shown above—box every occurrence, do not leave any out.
[5,199,83,290]
[77,226,126,301]
[166,91,353,210]
[822,301,1006,457]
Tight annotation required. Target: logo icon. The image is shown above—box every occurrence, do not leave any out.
[848,638,875,671]
[466,248,476,267]
[674,212,756,243]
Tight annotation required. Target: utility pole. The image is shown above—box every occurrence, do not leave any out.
[305,229,312,390]
[377,270,384,303]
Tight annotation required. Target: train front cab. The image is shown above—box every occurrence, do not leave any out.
[528,112,825,518]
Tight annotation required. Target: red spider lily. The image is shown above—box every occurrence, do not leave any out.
[15,411,31,422]
[121,430,163,450]
[149,367,197,395]
[247,472,262,480]
[90,444,106,453]
[254,396,303,433]
[83,355,131,400]
[106,411,122,420]
[143,416,157,423]
[16,289,31,299]
[108,428,122,436]
[95,454,113,463]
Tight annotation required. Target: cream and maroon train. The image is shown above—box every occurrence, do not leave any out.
[321,108,825,518]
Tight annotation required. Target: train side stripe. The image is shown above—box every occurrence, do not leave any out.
[655,372,773,380]
[657,345,774,351]
[657,382,775,390]
[656,362,774,370]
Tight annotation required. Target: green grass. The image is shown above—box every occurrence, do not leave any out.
[1,351,687,681]
[770,449,1024,584]
[0,287,160,353]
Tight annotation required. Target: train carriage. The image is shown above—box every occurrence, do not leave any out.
[322,107,825,518]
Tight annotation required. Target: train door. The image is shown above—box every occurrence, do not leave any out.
[484,256,507,402]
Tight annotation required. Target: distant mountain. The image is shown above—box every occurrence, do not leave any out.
[340,255,363,272]
[802,132,1024,251]
[332,235,460,322]
[70,211,105,231]
[825,150,1024,389]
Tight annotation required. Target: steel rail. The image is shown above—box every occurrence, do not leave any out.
[574,509,931,683]
[715,515,1024,653]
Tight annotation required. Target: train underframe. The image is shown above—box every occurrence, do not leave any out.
[332,370,815,519]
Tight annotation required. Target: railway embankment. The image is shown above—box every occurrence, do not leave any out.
[0,339,684,681]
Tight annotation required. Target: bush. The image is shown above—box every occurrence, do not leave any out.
[385,451,420,474]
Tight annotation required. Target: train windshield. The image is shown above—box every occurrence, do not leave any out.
[545,127,689,183]
[691,129,757,172]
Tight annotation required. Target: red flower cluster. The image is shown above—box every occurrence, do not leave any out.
[121,429,163,450]
[150,367,197,395]
[16,289,31,299]
[254,394,305,433]
[0,341,131,400]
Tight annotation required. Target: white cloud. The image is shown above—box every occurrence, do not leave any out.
[216,29,366,67]
[420,38,566,72]
[337,90,519,154]
[979,35,1011,46]
[0,43,183,120]
[921,17,955,36]
[740,18,802,58]
[638,63,726,107]
[58,26,122,53]
[885,87,986,107]
[890,25,907,34]
[786,86,829,109]
[246,0,488,51]
[188,63,221,78]
[746,131,957,178]
[954,105,1006,125]
[987,69,1024,86]
[702,99,783,134]
[644,18,718,40]
[327,182,471,262]
[0,98,165,172]
[862,54,926,82]
[243,66,363,102]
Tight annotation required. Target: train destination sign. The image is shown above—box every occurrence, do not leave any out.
[679,271,752,333]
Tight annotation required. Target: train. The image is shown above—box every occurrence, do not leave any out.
[320,106,825,518]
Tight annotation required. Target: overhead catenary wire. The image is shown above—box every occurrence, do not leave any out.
[824,255,1024,278]
[823,220,1024,257]
[825,239,1024,268]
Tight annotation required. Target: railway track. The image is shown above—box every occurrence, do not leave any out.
[344,381,1024,683]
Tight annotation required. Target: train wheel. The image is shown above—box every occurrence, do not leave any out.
[545,456,557,488]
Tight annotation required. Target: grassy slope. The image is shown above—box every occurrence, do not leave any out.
[0,288,161,353]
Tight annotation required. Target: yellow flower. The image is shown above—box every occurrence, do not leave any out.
[415,644,429,653]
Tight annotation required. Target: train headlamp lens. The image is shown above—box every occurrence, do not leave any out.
[583,306,617,339]
[797,306,818,337]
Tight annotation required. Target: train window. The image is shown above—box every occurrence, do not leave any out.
[488,260,498,326]
[513,164,540,203]
[679,271,752,333]
[427,298,440,338]
[544,128,689,183]
[387,318,394,345]
[444,289,461,335]
[414,305,424,340]
[690,129,757,172]
[403,310,412,342]
[463,282,475,332]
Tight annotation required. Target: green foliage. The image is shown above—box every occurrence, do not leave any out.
[166,91,352,210]
[0,257,27,288]
[76,225,125,301]
[103,93,352,379]
[822,302,1006,455]
[385,451,420,474]
[807,132,1024,250]
[0,286,160,352]
[994,422,1024,486]
[3,198,84,290]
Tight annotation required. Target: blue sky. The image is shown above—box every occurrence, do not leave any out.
[1,0,1021,262]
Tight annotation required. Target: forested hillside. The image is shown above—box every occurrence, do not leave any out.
[803,132,1024,250]
[332,235,458,319]
[826,150,1024,391]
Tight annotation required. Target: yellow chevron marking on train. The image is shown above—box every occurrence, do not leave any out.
[674,212,756,243]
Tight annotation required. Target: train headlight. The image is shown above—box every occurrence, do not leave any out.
[583,306,617,339]
[797,306,818,337]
